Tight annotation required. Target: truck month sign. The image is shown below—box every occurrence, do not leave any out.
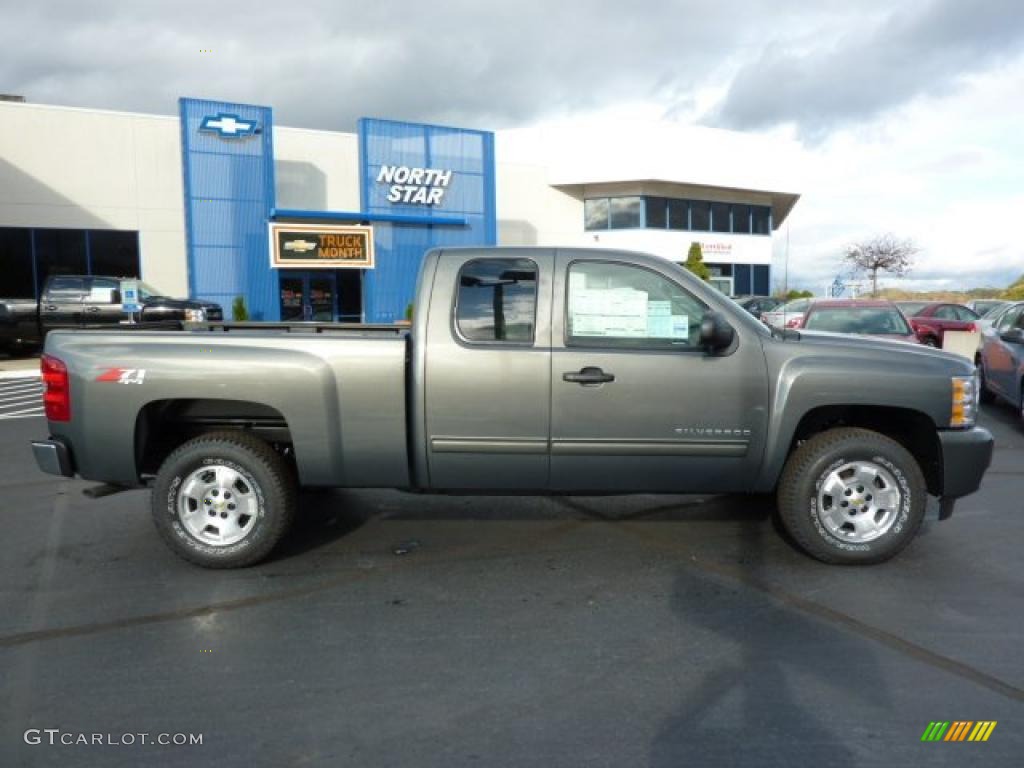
[268,223,375,269]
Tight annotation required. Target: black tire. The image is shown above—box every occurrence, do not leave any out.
[151,431,297,568]
[777,428,926,564]
[978,364,995,404]
[922,337,939,348]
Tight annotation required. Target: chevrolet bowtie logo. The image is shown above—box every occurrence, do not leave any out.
[200,113,258,138]
[283,240,318,253]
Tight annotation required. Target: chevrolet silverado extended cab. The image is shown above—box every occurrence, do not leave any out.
[31,247,994,568]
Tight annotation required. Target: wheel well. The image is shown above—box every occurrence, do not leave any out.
[135,399,293,477]
[790,406,942,495]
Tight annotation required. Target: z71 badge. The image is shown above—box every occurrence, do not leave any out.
[96,368,146,385]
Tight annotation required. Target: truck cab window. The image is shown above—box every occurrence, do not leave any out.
[566,261,707,349]
[455,258,538,343]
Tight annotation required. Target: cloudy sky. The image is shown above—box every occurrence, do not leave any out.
[3,0,1023,291]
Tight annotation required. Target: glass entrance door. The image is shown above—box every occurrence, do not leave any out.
[280,275,305,321]
[308,276,335,321]
[279,271,345,322]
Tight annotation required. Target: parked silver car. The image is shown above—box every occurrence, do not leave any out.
[978,301,1024,420]
[761,297,812,328]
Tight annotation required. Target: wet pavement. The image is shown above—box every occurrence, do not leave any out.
[1,404,1021,766]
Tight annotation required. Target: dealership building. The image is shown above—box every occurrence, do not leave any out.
[0,97,800,321]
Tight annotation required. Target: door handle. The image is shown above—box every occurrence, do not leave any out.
[44,305,58,311]
[563,366,615,384]
[85,306,100,312]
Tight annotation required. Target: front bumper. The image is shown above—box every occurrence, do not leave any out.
[939,426,994,500]
[31,438,74,478]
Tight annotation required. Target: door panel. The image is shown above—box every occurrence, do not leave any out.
[81,277,125,326]
[424,253,552,490]
[40,276,86,331]
[550,254,769,493]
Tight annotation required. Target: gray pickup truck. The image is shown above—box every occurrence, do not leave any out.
[32,247,993,568]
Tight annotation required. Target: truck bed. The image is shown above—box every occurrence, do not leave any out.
[43,324,412,489]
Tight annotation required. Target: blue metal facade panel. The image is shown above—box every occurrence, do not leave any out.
[179,98,278,320]
[359,118,496,323]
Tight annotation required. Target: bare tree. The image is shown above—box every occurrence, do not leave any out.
[843,234,918,296]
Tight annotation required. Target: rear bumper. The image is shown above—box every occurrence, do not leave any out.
[939,426,993,500]
[31,438,74,478]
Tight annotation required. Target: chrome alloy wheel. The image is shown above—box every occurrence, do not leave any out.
[816,460,902,543]
[177,464,260,546]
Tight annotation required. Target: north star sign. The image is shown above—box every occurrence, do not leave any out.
[376,165,452,205]
[199,113,258,138]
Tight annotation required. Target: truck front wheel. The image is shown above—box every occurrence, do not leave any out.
[151,431,297,568]
[777,428,926,564]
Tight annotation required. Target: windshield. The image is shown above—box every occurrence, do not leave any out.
[136,281,163,300]
[804,306,912,335]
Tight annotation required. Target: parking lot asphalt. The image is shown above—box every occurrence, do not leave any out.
[0,393,1021,767]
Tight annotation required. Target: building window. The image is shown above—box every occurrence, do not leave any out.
[584,199,610,231]
[585,196,772,236]
[690,201,710,231]
[89,230,141,278]
[609,197,642,229]
[752,206,771,235]
[710,202,730,233]
[667,199,689,230]
[455,258,538,343]
[0,228,33,299]
[34,229,88,295]
[645,197,667,229]
[732,204,751,235]
[0,226,140,300]
[566,260,707,349]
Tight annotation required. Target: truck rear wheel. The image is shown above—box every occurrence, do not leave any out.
[777,428,926,564]
[151,431,296,568]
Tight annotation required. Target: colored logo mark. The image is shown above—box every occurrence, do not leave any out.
[199,113,257,138]
[921,721,997,742]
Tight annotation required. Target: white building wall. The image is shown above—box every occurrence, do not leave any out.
[273,127,361,212]
[495,121,796,273]
[0,101,188,295]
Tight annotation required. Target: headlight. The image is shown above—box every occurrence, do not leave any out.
[184,308,206,322]
[950,375,977,428]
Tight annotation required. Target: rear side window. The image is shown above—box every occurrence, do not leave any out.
[455,258,538,343]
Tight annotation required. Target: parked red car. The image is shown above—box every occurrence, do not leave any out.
[905,303,980,348]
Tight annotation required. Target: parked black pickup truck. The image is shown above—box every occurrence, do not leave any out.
[0,275,222,353]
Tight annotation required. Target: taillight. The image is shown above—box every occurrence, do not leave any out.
[41,354,71,422]
[786,316,803,329]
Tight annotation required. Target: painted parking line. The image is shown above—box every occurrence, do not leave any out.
[0,395,44,408]
[0,382,43,393]
[0,379,43,419]
[0,408,44,420]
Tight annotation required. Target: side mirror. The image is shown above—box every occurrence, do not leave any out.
[699,311,735,352]
[1000,328,1024,344]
